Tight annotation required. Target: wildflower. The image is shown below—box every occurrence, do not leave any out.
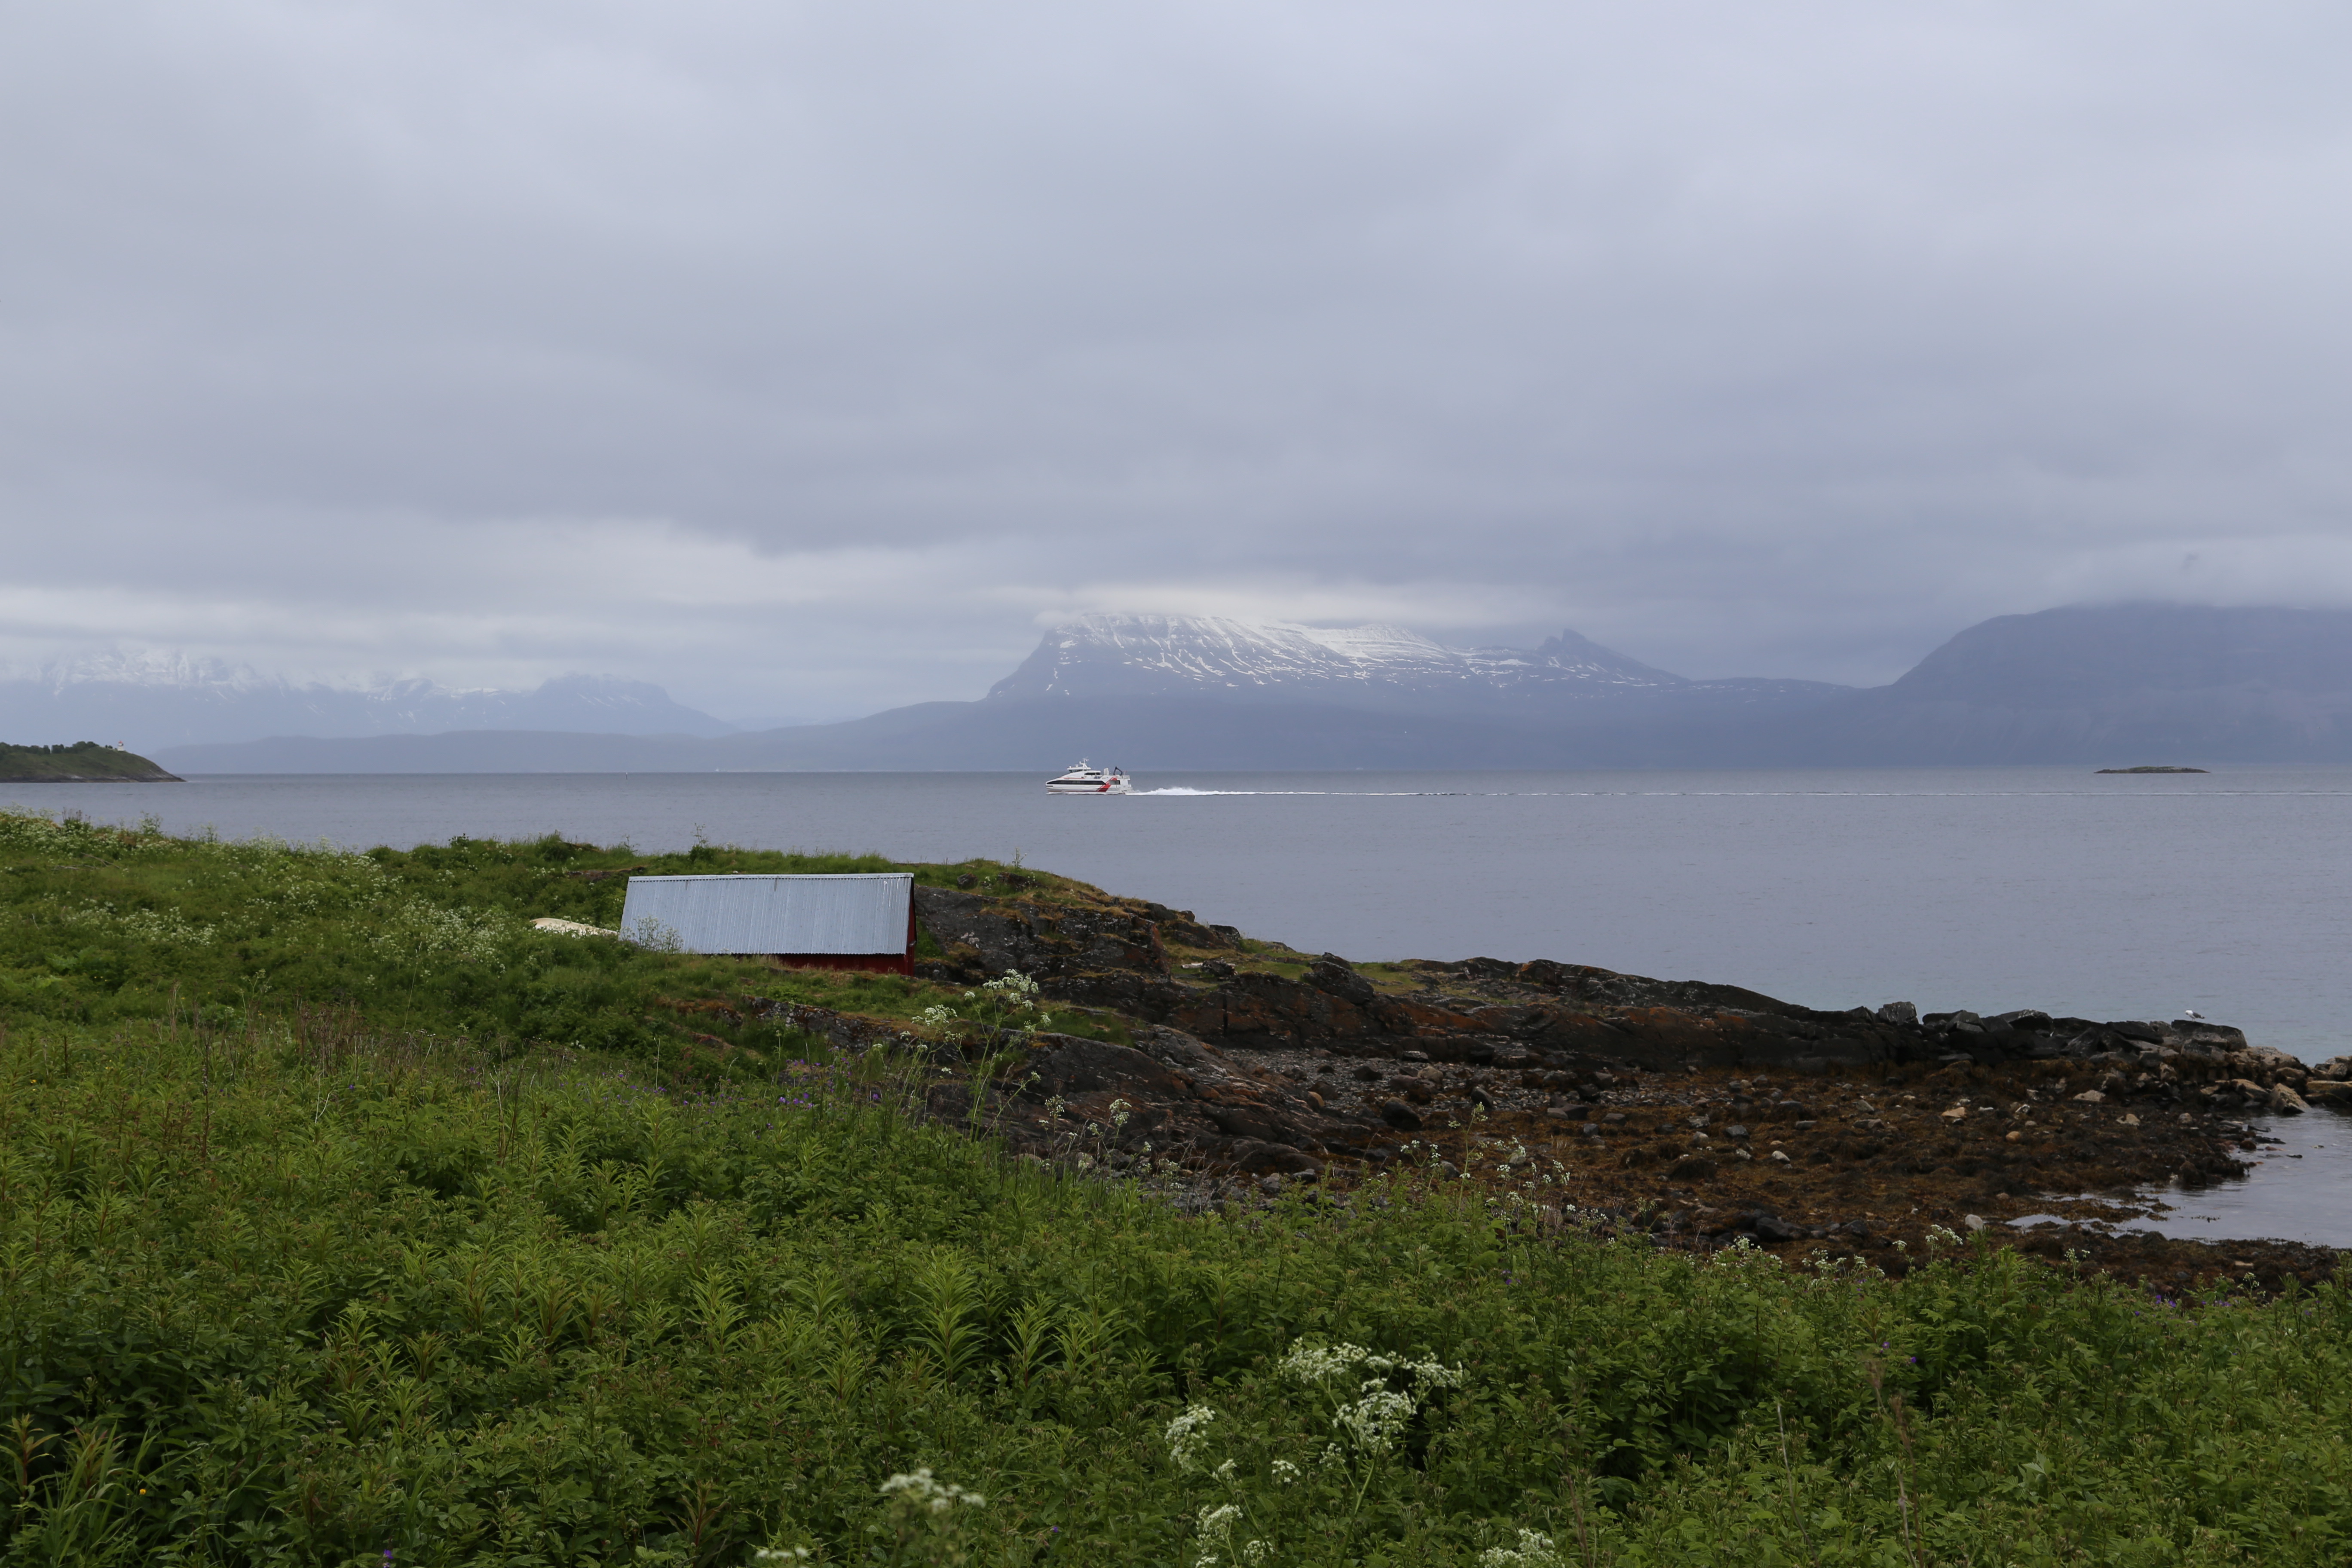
[879,1468,985,1511]
[1164,1403,1221,1473]
[1278,1341,1373,1384]
[754,1550,815,1563]
[1478,1529,1563,1567]
[1270,1459,1300,1485]
[1333,1384,1416,1455]
[1214,1458,1237,1482]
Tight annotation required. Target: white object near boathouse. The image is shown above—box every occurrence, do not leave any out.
[619,872,916,974]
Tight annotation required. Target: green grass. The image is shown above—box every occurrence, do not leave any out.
[0,811,1123,1066]
[1,811,2349,1565]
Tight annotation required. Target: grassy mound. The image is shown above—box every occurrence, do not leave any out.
[0,741,179,782]
[0,809,1126,1063]
[0,811,2347,1564]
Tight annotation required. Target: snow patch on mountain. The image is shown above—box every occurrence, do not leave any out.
[986,612,1696,707]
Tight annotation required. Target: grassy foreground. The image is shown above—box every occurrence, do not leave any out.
[1,812,2349,1565]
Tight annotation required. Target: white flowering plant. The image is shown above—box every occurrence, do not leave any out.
[916,968,1054,1049]
[1161,1337,1472,1565]
[868,1467,987,1565]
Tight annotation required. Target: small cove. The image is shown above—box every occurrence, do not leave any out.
[2133,1109,2352,1249]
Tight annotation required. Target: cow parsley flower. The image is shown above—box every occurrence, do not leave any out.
[1478,1529,1562,1567]
[1333,1384,1416,1455]
[1164,1404,1220,1473]
[878,1469,984,1512]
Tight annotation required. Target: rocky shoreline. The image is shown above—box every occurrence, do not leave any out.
[783,875,2348,1294]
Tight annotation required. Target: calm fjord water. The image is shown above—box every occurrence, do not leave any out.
[15,765,2351,1062]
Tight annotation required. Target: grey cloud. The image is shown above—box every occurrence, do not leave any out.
[5,1,2352,714]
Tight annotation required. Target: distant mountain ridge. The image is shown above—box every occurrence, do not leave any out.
[146,603,2352,772]
[0,656,734,748]
[1765,604,2352,763]
[986,613,1847,718]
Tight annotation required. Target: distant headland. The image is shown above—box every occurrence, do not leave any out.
[2095,766,2209,774]
[0,741,181,782]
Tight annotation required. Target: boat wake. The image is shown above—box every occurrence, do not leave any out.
[1134,787,1472,796]
[1128,786,2352,799]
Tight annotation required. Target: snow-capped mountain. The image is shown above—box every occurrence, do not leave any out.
[986,613,1844,717]
[0,655,734,749]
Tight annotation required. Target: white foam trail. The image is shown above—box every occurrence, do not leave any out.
[1133,787,1471,797]
[1126,786,2352,799]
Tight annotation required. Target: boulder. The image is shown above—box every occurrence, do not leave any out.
[1131,1024,1222,1074]
[1876,1001,1919,1026]
[1378,1099,1423,1131]
[1019,1036,1189,1100]
[2311,1056,2352,1082]
[2302,1080,2352,1107]
[1305,956,1378,1004]
[2270,1083,2310,1115]
[1224,1139,1319,1176]
[1203,1102,1311,1145]
[1749,1213,1801,1243]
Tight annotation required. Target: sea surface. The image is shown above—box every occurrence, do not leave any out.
[12,765,2350,1056]
[11,764,2352,1243]
[2132,1110,2352,1249]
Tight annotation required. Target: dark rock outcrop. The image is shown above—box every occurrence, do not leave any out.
[909,885,2297,1079]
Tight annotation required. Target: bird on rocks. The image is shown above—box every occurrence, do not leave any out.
[2182,1008,2205,1020]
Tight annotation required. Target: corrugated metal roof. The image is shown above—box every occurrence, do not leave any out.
[619,873,913,955]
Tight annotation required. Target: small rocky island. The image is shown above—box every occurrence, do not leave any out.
[760,870,2345,1295]
[2095,765,2208,773]
[0,740,181,782]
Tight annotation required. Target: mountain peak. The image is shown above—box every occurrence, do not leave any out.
[986,612,1691,710]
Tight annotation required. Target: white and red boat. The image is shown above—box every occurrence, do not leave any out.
[1045,760,1132,794]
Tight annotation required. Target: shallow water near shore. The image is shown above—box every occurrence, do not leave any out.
[2135,1110,2352,1248]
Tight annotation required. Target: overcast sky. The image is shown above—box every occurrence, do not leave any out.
[6,2,2351,721]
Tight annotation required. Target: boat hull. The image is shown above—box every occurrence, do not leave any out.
[1044,758,1132,793]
